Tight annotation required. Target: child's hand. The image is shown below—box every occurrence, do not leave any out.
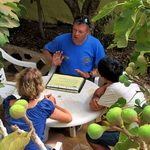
[44,94,56,105]
[89,97,101,111]
[94,83,111,97]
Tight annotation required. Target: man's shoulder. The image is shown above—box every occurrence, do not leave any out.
[88,35,100,42]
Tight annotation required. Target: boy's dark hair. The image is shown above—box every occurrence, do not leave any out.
[73,15,91,28]
[98,57,123,82]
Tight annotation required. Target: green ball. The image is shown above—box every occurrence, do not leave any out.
[106,107,123,126]
[9,104,26,119]
[14,99,28,108]
[141,105,150,123]
[128,62,135,68]
[87,123,105,140]
[138,124,150,143]
[137,55,147,64]
[125,66,133,75]
[121,108,138,124]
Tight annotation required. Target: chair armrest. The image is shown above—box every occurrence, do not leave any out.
[94,76,99,85]
[54,142,63,150]
[0,48,36,68]
[47,65,56,77]
[45,142,63,150]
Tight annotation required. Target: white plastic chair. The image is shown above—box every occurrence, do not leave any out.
[0,47,37,84]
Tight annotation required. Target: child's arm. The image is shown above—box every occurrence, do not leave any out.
[89,83,111,111]
[50,105,72,123]
[44,94,72,123]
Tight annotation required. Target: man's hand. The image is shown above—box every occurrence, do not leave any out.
[52,51,64,66]
[75,69,90,78]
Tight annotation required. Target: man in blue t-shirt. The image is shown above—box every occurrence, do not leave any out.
[43,16,105,79]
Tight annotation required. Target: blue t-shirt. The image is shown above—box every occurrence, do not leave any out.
[44,33,105,76]
[3,95,55,150]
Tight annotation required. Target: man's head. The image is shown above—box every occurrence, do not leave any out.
[72,16,91,45]
[98,57,123,82]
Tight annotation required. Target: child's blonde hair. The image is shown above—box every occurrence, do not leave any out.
[16,68,44,100]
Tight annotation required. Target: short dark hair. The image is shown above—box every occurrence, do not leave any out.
[73,15,91,28]
[98,57,123,82]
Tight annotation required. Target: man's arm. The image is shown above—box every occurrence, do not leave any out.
[42,50,53,65]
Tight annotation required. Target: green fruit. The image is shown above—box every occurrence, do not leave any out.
[119,74,128,83]
[121,108,138,124]
[106,107,123,126]
[9,104,26,119]
[125,66,133,75]
[14,99,28,108]
[87,123,107,140]
[137,55,147,64]
[141,105,150,123]
[138,124,150,143]
[128,62,135,68]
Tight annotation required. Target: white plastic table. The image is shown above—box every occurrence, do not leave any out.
[41,76,105,139]
[0,77,105,139]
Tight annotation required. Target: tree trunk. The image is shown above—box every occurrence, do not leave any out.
[64,0,81,18]
[35,0,45,39]
[64,0,101,20]
[82,0,101,18]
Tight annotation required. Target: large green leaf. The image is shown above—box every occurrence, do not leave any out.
[0,0,20,4]
[0,27,9,36]
[114,137,139,150]
[0,131,30,150]
[17,4,26,17]
[5,2,20,14]
[0,32,9,46]
[135,22,150,51]
[124,0,142,9]
[135,60,148,75]
[91,1,119,22]
[0,3,12,15]
[0,0,21,46]
[109,97,127,109]
[114,7,138,48]
[0,15,19,28]
[0,3,19,21]
[114,127,139,150]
